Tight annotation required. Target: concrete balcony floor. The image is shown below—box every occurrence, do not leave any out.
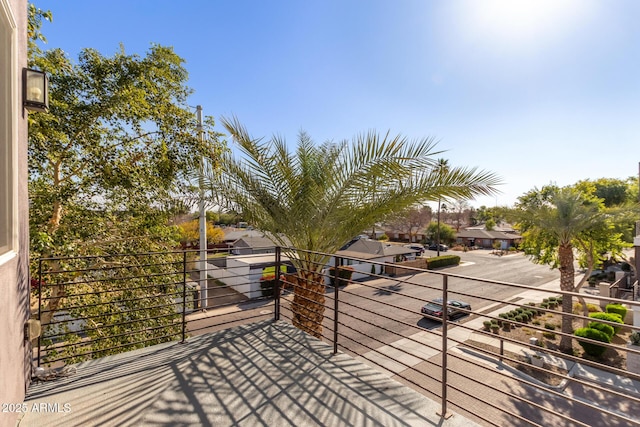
[19,321,476,427]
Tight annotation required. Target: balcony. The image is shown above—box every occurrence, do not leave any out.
[19,248,640,426]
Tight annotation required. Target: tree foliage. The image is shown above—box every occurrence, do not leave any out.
[211,118,501,336]
[28,13,226,362]
[425,221,455,245]
[178,220,225,246]
[385,206,432,242]
[514,185,627,352]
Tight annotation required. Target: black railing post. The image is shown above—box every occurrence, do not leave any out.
[439,274,451,419]
[274,247,281,321]
[181,251,187,343]
[333,256,340,354]
[37,258,43,367]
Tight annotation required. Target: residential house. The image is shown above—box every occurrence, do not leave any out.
[206,253,293,299]
[332,239,417,281]
[455,224,522,249]
[0,1,31,425]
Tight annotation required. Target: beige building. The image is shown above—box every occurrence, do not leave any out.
[0,1,31,426]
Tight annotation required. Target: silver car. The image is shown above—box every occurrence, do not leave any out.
[421,298,471,320]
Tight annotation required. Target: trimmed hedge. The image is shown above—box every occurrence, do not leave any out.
[574,327,610,358]
[589,312,624,334]
[587,322,615,339]
[605,304,627,320]
[426,255,461,269]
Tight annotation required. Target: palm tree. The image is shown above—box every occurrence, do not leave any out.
[515,187,609,353]
[435,159,449,256]
[214,117,501,337]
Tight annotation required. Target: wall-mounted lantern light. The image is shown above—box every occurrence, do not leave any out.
[23,68,48,112]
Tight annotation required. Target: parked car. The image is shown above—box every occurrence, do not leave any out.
[428,243,449,252]
[421,298,471,320]
[404,244,425,255]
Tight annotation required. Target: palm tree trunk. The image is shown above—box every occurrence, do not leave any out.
[291,270,325,338]
[558,243,575,353]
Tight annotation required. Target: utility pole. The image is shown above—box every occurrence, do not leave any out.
[197,105,208,310]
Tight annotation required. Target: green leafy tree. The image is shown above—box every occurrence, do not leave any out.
[213,118,501,337]
[426,222,455,245]
[28,16,226,360]
[514,185,627,352]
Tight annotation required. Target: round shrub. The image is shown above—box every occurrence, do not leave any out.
[516,307,525,314]
[532,320,541,326]
[544,323,556,331]
[543,331,556,339]
[525,310,535,319]
[605,304,627,321]
[514,314,524,323]
[589,312,624,334]
[483,321,492,330]
[587,321,614,339]
[573,302,600,314]
[490,319,498,325]
[540,302,549,309]
[499,313,508,319]
[574,327,611,358]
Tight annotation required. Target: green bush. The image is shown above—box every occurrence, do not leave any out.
[514,314,524,323]
[588,322,615,339]
[543,331,556,339]
[574,327,611,358]
[605,304,627,321]
[328,266,355,287]
[589,312,624,334]
[544,323,556,330]
[426,255,461,269]
[483,320,492,331]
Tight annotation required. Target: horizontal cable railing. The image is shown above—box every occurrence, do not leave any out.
[33,246,640,426]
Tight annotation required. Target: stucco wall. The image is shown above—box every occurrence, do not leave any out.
[0,0,30,426]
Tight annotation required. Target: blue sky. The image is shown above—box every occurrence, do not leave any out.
[35,0,640,208]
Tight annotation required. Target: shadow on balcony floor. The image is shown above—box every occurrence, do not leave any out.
[20,320,476,427]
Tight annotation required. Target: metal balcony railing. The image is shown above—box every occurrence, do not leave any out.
[32,247,640,427]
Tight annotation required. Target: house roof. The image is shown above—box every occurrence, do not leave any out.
[338,239,414,258]
[456,229,522,240]
[223,229,266,242]
[234,236,277,250]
